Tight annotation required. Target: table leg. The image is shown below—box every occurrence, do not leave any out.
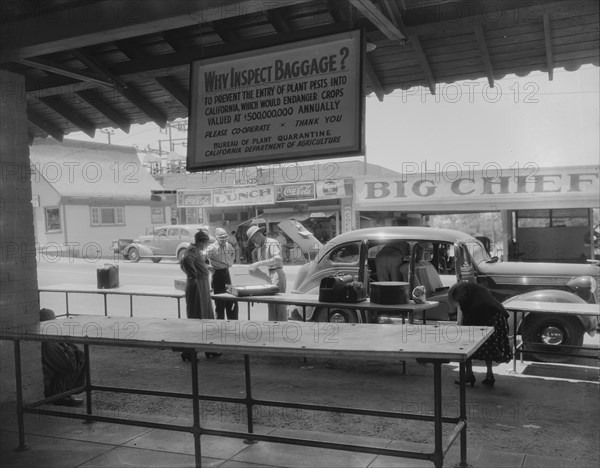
[103,293,108,316]
[177,298,181,319]
[433,361,443,468]
[65,292,70,317]
[83,344,94,423]
[459,362,468,467]
[513,312,518,373]
[13,341,28,451]
[129,295,134,318]
[247,303,251,320]
[243,354,256,444]
[190,351,202,467]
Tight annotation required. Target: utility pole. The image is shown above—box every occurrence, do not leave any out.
[101,128,114,144]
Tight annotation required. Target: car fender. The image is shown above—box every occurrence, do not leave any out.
[503,289,595,337]
[124,242,154,257]
[176,241,192,255]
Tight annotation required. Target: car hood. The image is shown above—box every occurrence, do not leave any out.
[277,219,323,256]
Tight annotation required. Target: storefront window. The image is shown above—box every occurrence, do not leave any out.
[45,207,61,233]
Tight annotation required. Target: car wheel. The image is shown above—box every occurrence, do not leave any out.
[127,247,140,263]
[151,257,162,263]
[315,307,358,323]
[521,314,585,363]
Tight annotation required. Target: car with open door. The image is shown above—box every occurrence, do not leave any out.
[286,226,599,362]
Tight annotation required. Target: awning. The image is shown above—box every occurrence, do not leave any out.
[295,210,338,222]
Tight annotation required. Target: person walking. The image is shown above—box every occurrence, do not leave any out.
[206,227,238,320]
[246,225,287,321]
[179,229,219,360]
[448,282,512,387]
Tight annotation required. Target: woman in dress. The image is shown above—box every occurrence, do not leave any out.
[179,229,219,360]
[448,282,512,386]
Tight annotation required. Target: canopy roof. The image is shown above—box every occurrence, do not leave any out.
[1,0,598,143]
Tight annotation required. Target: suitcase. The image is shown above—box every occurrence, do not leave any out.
[228,284,279,297]
[369,281,410,305]
[97,264,119,289]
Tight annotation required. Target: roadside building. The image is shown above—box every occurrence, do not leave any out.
[159,160,400,242]
[30,138,168,259]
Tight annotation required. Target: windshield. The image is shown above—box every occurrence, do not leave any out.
[466,240,492,264]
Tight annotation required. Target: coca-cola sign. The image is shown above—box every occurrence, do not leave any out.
[176,190,213,207]
[276,183,316,202]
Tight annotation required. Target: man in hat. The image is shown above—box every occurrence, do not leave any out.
[206,227,238,320]
[246,225,287,321]
[39,308,85,406]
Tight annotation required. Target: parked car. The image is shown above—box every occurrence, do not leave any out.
[110,224,214,263]
[287,226,599,362]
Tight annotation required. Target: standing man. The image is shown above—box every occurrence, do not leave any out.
[246,225,287,321]
[206,227,238,320]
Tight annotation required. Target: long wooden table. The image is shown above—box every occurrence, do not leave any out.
[504,300,600,370]
[212,292,439,324]
[1,316,492,468]
[39,283,185,318]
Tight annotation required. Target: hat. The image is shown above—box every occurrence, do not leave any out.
[39,308,56,322]
[215,228,229,241]
[246,225,264,241]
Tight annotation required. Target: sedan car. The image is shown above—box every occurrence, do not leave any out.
[287,226,599,362]
[110,224,214,263]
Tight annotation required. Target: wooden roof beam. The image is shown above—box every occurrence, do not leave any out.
[380,0,409,39]
[409,35,436,95]
[474,25,495,88]
[117,39,189,112]
[155,76,189,110]
[38,96,97,138]
[17,57,116,88]
[27,109,65,141]
[543,14,555,81]
[267,7,292,33]
[75,89,132,133]
[365,59,384,101]
[1,0,316,62]
[348,0,406,43]
[74,48,167,127]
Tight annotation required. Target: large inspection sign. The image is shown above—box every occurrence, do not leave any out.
[187,30,364,171]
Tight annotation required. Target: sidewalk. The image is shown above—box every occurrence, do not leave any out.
[1,405,586,468]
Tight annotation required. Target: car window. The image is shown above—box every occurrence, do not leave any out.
[155,228,168,236]
[322,242,360,265]
[168,228,180,236]
[180,229,189,236]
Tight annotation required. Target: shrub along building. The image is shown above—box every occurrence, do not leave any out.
[30,138,168,259]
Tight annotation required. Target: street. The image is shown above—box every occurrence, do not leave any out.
[37,257,302,321]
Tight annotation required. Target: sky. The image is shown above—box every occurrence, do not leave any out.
[68,64,599,174]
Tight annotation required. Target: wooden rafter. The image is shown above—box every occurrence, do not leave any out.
[75,48,167,127]
[365,59,384,101]
[155,77,189,110]
[117,39,189,112]
[27,109,64,141]
[348,0,405,43]
[409,35,436,95]
[543,14,555,81]
[266,7,292,33]
[75,90,132,133]
[38,96,96,138]
[474,25,495,88]
[380,0,409,39]
[17,57,116,88]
